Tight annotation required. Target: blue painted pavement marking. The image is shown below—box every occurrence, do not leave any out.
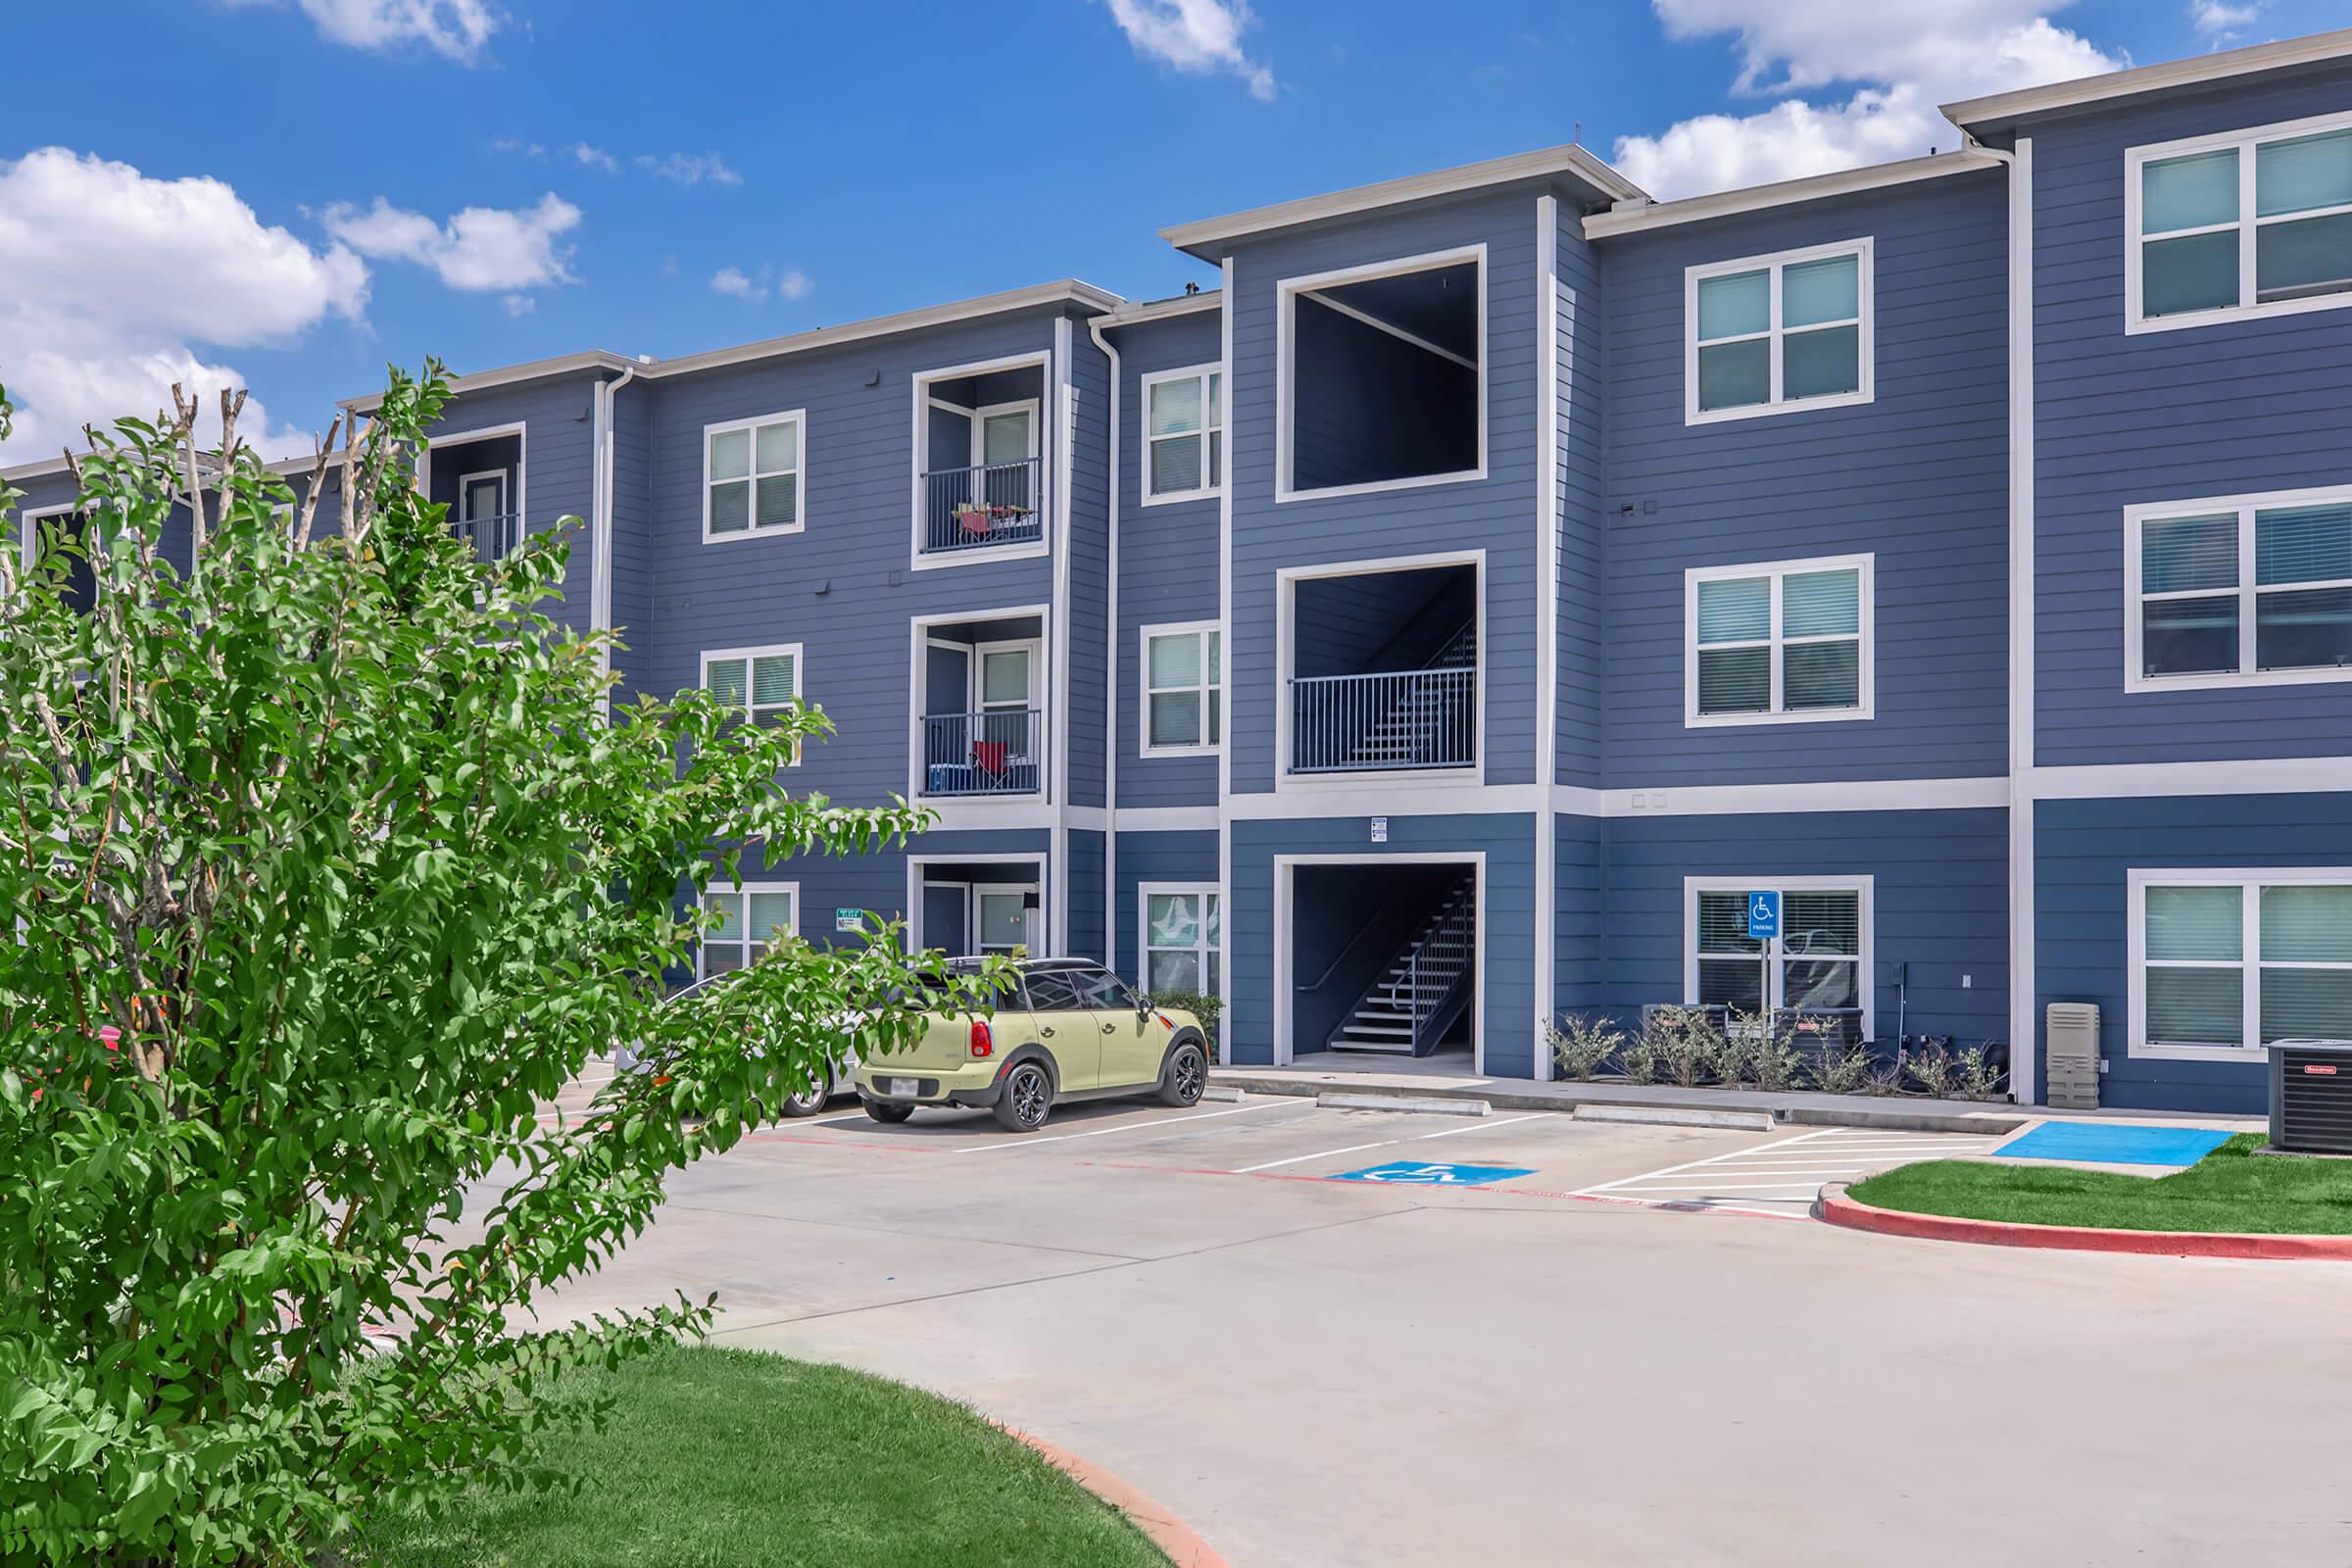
[1328,1161,1538,1187]
[1997,1121,2235,1168]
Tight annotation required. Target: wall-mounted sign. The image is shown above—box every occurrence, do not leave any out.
[1370,816,1389,844]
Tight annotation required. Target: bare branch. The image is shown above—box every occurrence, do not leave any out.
[294,414,342,551]
[210,387,248,560]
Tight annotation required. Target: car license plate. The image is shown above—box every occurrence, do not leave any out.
[887,1077,919,1098]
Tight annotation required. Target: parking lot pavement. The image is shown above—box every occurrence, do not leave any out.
[1570,1125,1994,1218]
[510,1091,2352,1568]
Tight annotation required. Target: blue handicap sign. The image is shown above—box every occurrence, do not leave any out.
[1746,890,1782,942]
[1328,1161,1537,1187]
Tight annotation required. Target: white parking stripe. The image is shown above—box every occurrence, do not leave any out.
[1414,1112,1545,1141]
[1237,1137,1405,1174]
[1232,1110,1551,1174]
[1571,1126,1974,1215]
[954,1100,1288,1153]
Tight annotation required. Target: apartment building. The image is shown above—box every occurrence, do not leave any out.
[15,27,2352,1114]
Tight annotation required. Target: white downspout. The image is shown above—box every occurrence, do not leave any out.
[591,360,639,721]
[1087,315,1122,977]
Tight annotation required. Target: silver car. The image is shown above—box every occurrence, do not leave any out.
[614,971,858,1118]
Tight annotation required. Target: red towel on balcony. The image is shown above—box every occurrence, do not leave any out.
[971,739,1009,774]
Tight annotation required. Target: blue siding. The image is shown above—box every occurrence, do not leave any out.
[1553,813,1605,1016]
[430,373,603,640]
[1556,209,1606,790]
[2034,791,2352,1114]
[1110,312,1224,810]
[609,377,655,699]
[1065,326,1111,809]
[1600,808,2011,1047]
[1598,172,2012,787]
[1227,188,1550,794]
[1111,829,1220,986]
[1067,828,1105,962]
[2029,67,2352,766]
[1228,813,1539,1077]
[631,309,1063,811]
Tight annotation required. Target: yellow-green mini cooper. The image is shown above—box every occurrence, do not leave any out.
[855,957,1210,1133]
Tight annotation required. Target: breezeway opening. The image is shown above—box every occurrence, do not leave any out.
[1276,856,1482,1070]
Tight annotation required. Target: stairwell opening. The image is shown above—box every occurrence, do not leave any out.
[1285,860,1478,1067]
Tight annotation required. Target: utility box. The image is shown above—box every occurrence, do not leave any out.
[2044,1003,2100,1110]
[2269,1040,2352,1153]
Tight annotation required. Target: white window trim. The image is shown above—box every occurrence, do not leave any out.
[1684,553,1875,727]
[13,502,74,586]
[1684,875,1876,1042]
[1139,362,1224,507]
[2127,866,2352,1062]
[2124,482,2352,692]
[908,350,1053,571]
[2124,106,2352,335]
[1272,549,1486,789]
[698,879,801,981]
[1684,237,1875,427]
[1138,619,1222,757]
[701,408,808,545]
[973,637,1043,764]
[1275,244,1489,505]
[1138,882,1221,996]
[903,603,1053,807]
[700,640,805,765]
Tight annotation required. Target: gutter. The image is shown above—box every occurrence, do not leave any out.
[1087,315,1123,972]
[590,359,641,720]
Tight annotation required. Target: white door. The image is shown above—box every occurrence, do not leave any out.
[973,884,1036,956]
[975,643,1037,765]
[460,470,508,560]
[977,405,1035,512]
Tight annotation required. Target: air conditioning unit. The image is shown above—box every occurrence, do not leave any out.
[2269,1040,2352,1154]
[2044,1002,2100,1110]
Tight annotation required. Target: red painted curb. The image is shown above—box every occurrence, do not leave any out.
[1004,1426,1234,1568]
[1816,1183,2352,1260]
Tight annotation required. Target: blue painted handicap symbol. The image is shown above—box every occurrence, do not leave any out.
[1746,890,1782,941]
[1328,1160,1537,1187]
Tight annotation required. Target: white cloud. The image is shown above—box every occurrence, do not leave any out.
[1613,1,2126,199]
[0,148,365,464]
[636,152,741,187]
[1103,0,1275,101]
[567,142,620,173]
[223,0,500,64]
[322,191,578,292]
[2191,0,2261,40]
[709,264,811,304]
[500,293,535,318]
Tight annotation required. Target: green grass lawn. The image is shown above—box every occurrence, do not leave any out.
[1847,1134,2352,1234]
[350,1347,1169,1568]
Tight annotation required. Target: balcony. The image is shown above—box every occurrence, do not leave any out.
[919,457,1043,556]
[458,511,523,564]
[1284,562,1478,776]
[425,425,523,565]
[920,708,1045,797]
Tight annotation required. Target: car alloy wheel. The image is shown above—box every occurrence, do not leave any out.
[996,1061,1052,1132]
[1160,1042,1205,1106]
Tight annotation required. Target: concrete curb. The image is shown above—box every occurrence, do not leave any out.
[1814,1181,2352,1260]
[1574,1103,1775,1132]
[1004,1426,1234,1567]
[1316,1091,1489,1116]
[1199,1085,1248,1103]
[1211,1073,2025,1135]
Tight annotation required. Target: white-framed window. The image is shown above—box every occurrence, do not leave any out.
[1276,244,1487,504]
[704,410,806,541]
[1686,876,1873,1040]
[700,881,800,977]
[2126,485,2352,690]
[703,642,804,761]
[1141,364,1224,504]
[2130,868,2352,1061]
[1140,621,1222,754]
[1140,883,1221,996]
[1686,239,1873,425]
[1685,554,1872,726]
[2126,108,2352,333]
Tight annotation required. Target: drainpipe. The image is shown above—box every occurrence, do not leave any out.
[591,359,640,720]
[1087,315,1122,975]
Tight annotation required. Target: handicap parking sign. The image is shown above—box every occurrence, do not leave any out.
[1746,890,1781,942]
[1328,1161,1536,1187]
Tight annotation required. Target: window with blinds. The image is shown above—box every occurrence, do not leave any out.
[2130,490,2352,686]
[2132,115,2352,330]
[704,644,803,760]
[2135,874,2352,1057]
[1688,556,1871,724]
[1687,239,1872,423]
[1143,366,1223,502]
[1142,622,1222,752]
[705,411,805,539]
[1692,883,1867,1027]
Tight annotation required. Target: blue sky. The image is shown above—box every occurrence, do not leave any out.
[2,0,2344,463]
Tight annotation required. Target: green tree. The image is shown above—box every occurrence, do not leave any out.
[0,369,990,1565]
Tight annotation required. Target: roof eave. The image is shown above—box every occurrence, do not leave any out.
[1580,150,2005,239]
[1943,25,2352,132]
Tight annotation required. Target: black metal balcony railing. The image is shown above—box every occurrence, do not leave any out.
[920,458,1042,555]
[920,709,1044,796]
[1290,666,1476,773]
[458,512,523,564]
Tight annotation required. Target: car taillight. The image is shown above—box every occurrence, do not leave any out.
[969,1018,994,1057]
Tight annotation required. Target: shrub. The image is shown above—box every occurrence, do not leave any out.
[1806,1029,1875,1096]
[1644,1004,1721,1089]
[1150,989,1221,1050]
[0,370,1000,1566]
[1736,1009,1806,1092]
[1547,1011,1624,1080]
[1955,1043,2007,1102]
[1614,1030,1663,1085]
[1906,1040,1961,1099]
